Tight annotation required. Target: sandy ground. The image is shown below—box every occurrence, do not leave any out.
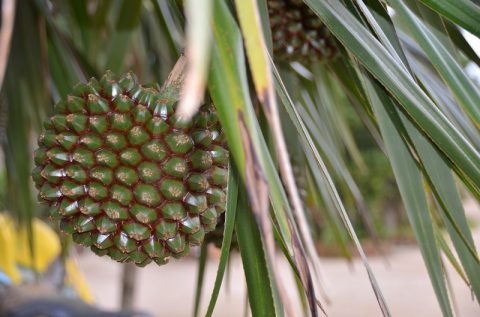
[77,199,480,317]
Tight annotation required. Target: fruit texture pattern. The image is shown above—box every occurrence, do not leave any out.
[268,0,338,63]
[32,72,228,267]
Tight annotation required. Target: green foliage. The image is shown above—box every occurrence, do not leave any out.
[1,0,479,316]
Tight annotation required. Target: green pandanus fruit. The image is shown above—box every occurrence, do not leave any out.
[268,0,339,63]
[32,71,229,267]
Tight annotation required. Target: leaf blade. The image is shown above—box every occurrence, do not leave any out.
[304,0,480,192]
[364,76,453,317]
[236,190,277,317]
[390,0,480,125]
[205,162,239,317]
[417,0,480,37]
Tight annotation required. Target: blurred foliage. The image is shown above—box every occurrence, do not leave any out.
[342,106,407,240]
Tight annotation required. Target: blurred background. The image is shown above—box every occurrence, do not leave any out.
[0,0,479,316]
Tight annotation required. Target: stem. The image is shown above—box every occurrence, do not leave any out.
[120,263,137,310]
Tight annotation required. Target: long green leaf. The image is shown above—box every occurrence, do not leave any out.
[92,0,113,29]
[411,2,458,55]
[303,73,377,239]
[208,0,291,255]
[105,1,143,73]
[2,0,47,222]
[209,2,326,315]
[404,51,480,149]
[305,168,352,259]
[208,1,294,315]
[364,0,409,58]
[235,2,319,314]
[364,75,453,317]
[149,0,182,58]
[400,116,480,301]
[389,0,480,125]
[297,97,377,240]
[353,0,410,68]
[354,3,480,289]
[236,189,277,317]
[272,62,391,316]
[205,163,239,317]
[47,27,87,97]
[434,224,469,286]
[116,0,143,30]
[356,4,480,291]
[210,0,275,251]
[304,0,480,192]
[417,0,480,37]
[192,242,208,317]
[444,21,480,67]
[234,0,272,96]
[320,71,368,172]
[256,0,272,53]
